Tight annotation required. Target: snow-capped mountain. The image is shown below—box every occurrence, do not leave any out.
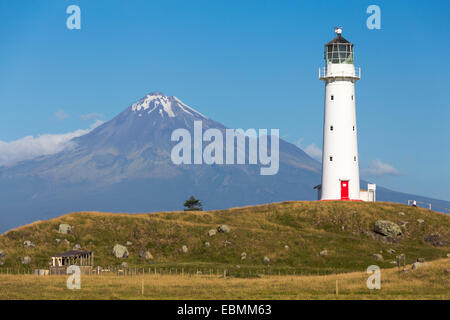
[131,92,207,119]
[0,92,448,232]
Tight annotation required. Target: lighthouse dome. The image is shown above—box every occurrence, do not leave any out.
[325,31,354,64]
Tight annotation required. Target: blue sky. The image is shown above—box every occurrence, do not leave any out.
[0,0,449,200]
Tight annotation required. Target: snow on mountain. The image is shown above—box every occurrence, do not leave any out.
[130,92,207,119]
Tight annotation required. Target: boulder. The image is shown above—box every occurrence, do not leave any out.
[126,241,133,246]
[411,262,424,270]
[241,252,247,260]
[23,240,35,248]
[208,229,217,237]
[319,249,328,257]
[21,256,31,264]
[73,244,81,250]
[374,220,402,237]
[217,225,231,233]
[58,224,72,234]
[204,242,210,247]
[181,245,188,253]
[55,239,61,245]
[139,250,153,260]
[372,253,384,261]
[447,253,450,258]
[284,245,290,250]
[417,219,425,224]
[398,212,405,216]
[223,240,232,247]
[423,232,447,247]
[112,244,129,259]
[262,256,270,264]
[387,248,396,254]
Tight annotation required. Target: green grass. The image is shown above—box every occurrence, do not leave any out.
[0,201,449,274]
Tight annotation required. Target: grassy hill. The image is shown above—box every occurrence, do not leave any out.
[0,201,449,274]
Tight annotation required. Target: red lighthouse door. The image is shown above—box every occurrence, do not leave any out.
[340,180,349,200]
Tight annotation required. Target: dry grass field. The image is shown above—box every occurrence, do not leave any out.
[1,258,448,300]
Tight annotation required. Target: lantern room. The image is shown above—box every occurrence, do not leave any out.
[325,28,354,64]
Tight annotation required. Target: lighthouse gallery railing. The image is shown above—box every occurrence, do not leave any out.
[319,67,361,80]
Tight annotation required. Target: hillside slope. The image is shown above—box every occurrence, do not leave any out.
[0,201,449,274]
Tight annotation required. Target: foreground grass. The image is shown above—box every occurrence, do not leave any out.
[1,259,449,300]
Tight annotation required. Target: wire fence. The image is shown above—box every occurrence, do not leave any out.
[407,200,450,214]
[0,266,341,278]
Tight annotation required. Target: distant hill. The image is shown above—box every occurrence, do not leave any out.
[0,201,448,274]
[0,92,448,232]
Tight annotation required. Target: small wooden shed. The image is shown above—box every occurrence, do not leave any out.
[50,250,94,275]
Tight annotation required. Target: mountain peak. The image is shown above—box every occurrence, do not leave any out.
[130,92,208,119]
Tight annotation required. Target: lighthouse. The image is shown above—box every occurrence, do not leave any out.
[318,28,362,201]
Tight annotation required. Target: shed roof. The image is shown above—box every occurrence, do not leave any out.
[54,250,92,258]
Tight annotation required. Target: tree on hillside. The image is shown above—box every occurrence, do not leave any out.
[184,196,203,211]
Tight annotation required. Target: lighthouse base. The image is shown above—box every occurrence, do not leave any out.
[313,184,376,202]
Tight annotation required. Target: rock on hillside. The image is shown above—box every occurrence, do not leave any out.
[374,220,402,237]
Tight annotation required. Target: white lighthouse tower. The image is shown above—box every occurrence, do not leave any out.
[318,28,361,201]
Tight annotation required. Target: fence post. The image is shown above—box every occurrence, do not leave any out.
[336,279,339,296]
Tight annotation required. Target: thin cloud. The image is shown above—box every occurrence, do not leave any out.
[80,112,105,121]
[295,139,322,161]
[0,120,103,167]
[295,138,304,149]
[304,143,322,161]
[54,109,69,121]
[362,159,401,177]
